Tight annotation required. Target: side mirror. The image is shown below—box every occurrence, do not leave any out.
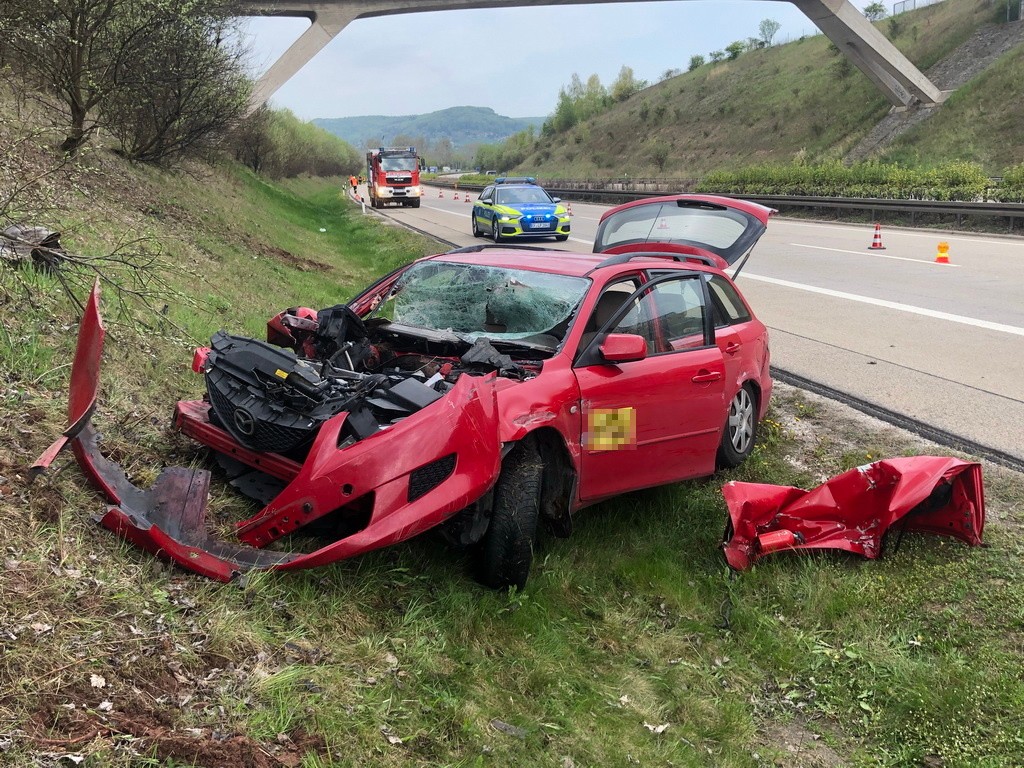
[552,197,561,203]
[599,333,647,364]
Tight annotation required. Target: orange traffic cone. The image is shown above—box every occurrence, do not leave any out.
[465,193,471,203]
[438,188,444,198]
[567,202,574,216]
[657,218,669,230]
[454,191,460,201]
[868,223,886,250]
[935,241,951,264]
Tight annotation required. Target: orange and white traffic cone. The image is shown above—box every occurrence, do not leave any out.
[567,202,574,216]
[438,188,443,198]
[657,218,669,230]
[935,241,951,264]
[868,222,886,250]
[453,191,460,201]
[465,194,471,203]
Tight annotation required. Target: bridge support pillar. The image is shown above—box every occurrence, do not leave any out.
[249,5,365,109]
[788,0,946,107]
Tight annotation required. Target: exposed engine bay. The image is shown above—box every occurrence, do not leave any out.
[202,303,548,461]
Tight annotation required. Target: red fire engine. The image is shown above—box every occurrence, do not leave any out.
[365,147,422,208]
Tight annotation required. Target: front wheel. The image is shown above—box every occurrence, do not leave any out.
[717,383,758,469]
[472,211,481,237]
[492,217,503,243]
[477,442,542,589]
[411,199,421,208]
[554,234,569,242]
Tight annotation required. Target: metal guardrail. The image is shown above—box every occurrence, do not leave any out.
[426,181,1024,231]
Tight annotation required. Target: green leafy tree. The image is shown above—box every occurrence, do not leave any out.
[709,50,725,63]
[864,2,887,20]
[687,54,705,71]
[758,18,781,46]
[610,65,646,102]
[725,41,745,60]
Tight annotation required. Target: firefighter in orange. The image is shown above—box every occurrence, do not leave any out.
[348,175,358,193]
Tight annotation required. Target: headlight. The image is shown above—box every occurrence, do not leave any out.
[408,186,422,196]
[499,215,521,222]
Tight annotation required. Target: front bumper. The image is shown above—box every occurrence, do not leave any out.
[499,217,571,238]
[33,281,504,581]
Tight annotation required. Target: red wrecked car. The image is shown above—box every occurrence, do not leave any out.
[36,196,775,588]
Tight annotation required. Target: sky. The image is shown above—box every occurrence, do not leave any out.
[239,1,877,121]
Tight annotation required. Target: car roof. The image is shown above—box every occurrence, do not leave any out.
[428,248,722,279]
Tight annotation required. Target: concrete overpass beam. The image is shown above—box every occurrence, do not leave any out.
[789,0,945,107]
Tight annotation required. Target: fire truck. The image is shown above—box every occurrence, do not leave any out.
[365,147,422,208]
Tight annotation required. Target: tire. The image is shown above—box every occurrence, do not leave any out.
[554,234,569,242]
[717,383,758,469]
[412,199,421,208]
[492,216,503,243]
[478,443,543,589]
[472,211,481,237]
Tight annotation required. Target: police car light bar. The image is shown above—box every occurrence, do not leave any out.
[494,176,536,185]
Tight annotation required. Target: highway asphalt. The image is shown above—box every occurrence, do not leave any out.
[359,185,1024,465]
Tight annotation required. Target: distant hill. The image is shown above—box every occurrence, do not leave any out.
[313,106,545,150]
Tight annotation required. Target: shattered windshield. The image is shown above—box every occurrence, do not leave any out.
[368,261,590,346]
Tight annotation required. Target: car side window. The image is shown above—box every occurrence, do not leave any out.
[708,275,751,327]
[611,275,709,353]
[480,186,493,203]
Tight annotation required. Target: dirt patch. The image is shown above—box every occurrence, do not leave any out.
[241,235,331,272]
[759,722,845,767]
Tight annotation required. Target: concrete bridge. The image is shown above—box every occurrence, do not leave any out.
[240,0,947,110]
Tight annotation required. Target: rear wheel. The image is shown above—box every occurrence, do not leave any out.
[477,442,542,589]
[717,383,758,469]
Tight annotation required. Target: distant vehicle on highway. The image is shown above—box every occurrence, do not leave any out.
[471,177,571,243]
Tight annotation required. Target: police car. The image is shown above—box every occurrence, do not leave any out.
[471,177,571,242]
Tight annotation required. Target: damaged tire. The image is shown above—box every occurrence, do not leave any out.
[477,442,542,590]
[717,383,757,469]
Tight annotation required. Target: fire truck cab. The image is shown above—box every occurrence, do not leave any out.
[366,147,422,208]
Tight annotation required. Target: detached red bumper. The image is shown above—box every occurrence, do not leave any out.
[722,457,985,570]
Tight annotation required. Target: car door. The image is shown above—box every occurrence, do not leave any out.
[475,186,494,231]
[573,273,726,501]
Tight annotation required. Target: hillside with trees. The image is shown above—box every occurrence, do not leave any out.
[314,106,545,161]
[481,0,1023,178]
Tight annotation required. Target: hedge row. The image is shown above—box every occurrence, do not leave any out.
[695,161,1024,203]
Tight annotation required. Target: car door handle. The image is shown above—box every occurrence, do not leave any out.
[724,341,742,354]
[691,370,722,383]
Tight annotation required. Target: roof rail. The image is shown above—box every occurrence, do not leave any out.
[593,251,716,270]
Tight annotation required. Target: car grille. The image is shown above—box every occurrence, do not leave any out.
[407,453,457,502]
[207,381,311,454]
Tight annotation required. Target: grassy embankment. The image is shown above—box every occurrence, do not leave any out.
[1,158,1023,767]
[517,0,1021,178]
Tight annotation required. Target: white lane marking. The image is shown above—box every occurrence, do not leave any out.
[780,219,1023,248]
[790,242,961,267]
[569,236,591,245]
[422,204,471,218]
[743,272,1024,337]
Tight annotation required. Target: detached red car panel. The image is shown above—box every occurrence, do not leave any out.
[722,457,985,570]
[37,196,775,588]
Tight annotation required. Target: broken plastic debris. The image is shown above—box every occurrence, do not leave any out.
[722,456,984,570]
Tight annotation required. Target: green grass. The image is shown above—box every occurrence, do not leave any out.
[1,153,1023,767]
